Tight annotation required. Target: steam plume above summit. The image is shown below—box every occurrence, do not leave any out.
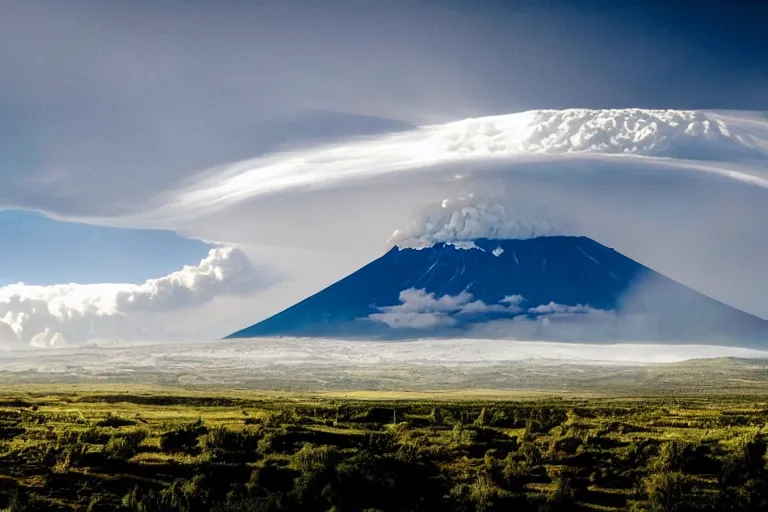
[390,197,574,249]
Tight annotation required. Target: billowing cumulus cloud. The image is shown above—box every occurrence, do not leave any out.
[0,248,271,347]
[368,288,525,329]
[368,289,473,329]
[367,288,632,341]
[389,197,572,249]
[439,109,765,160]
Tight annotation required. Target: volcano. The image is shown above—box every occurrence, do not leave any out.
[227,236,768,345]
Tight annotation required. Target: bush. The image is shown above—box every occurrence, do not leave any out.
[204,426,262,461]
[550,435,583,455]
[650,441,687,473]
[160,419,207,454]
[87,494,114,512]
[58,438,87,468]
[96,412,136,428]
[519,442,542,468]
[468,473,505,511]
[542,475,580,512]
[642,472,687,512]
[451,423,476,446]
[292,444,339,475]
[263,409,299,428]
[474,408,490,427]
[367,431,396,454]
[122,486,163,512]
[104,430,146,460]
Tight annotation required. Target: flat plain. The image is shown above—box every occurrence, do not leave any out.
[1,383,768,511]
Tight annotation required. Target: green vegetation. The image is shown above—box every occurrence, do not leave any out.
[1,388,768,510]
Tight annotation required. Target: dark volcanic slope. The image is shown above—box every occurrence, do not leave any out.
[227,236,768,344]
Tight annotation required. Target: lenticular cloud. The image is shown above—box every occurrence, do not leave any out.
[145,108,768,223]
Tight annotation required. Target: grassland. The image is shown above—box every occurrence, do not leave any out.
[0,386,768,511]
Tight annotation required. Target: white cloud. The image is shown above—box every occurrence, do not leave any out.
[528,302,600,315]
[30,329,67,348]
[0,321,19,346]
[113,247,263,312]
[366,289,627,339]
[369,311,457,330]
[389,198,573,249]
[369,288,488,329]
[110,108,768,228]
[500,295,525,307]
[438,109,765,160]
[0,247,271,347]
[368,289,529,329]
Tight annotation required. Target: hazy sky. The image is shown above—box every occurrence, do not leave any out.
[1,0,767,345]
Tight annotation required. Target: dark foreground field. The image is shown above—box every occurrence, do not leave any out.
[1,388,768,511]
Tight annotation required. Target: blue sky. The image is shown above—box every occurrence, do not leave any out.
[0,210,210,286]
[1,0,767,345]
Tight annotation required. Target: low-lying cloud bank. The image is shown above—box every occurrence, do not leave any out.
[367,288,613,339]
[0,248,271,347]
[365,285,768,345]
[369,288,525,329]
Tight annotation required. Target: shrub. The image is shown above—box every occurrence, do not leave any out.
[160,419,207,454]
[429,408,443,426]
[650,441,687,473]
[104,430,146,460]
[247,457,299,496]
[122,486,163,512]
[263,409,299,428]
[550,435,583,455]
[86,494,114,512]
[642,472,687,512]
[367,431,396,454]
[498,455,528,493]
[474,408,489,427]
[451,423,475,446]
[58,438,87,468]
[542,475,579,512]
[520,442,542,468]
[204,426,262,461]
[292,444,339,475]
[96,412,136,428]
[468,473,504,511]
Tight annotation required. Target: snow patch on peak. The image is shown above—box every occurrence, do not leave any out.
[448,241,484,251]
[492,246,504,257]
[390,198,573,249]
